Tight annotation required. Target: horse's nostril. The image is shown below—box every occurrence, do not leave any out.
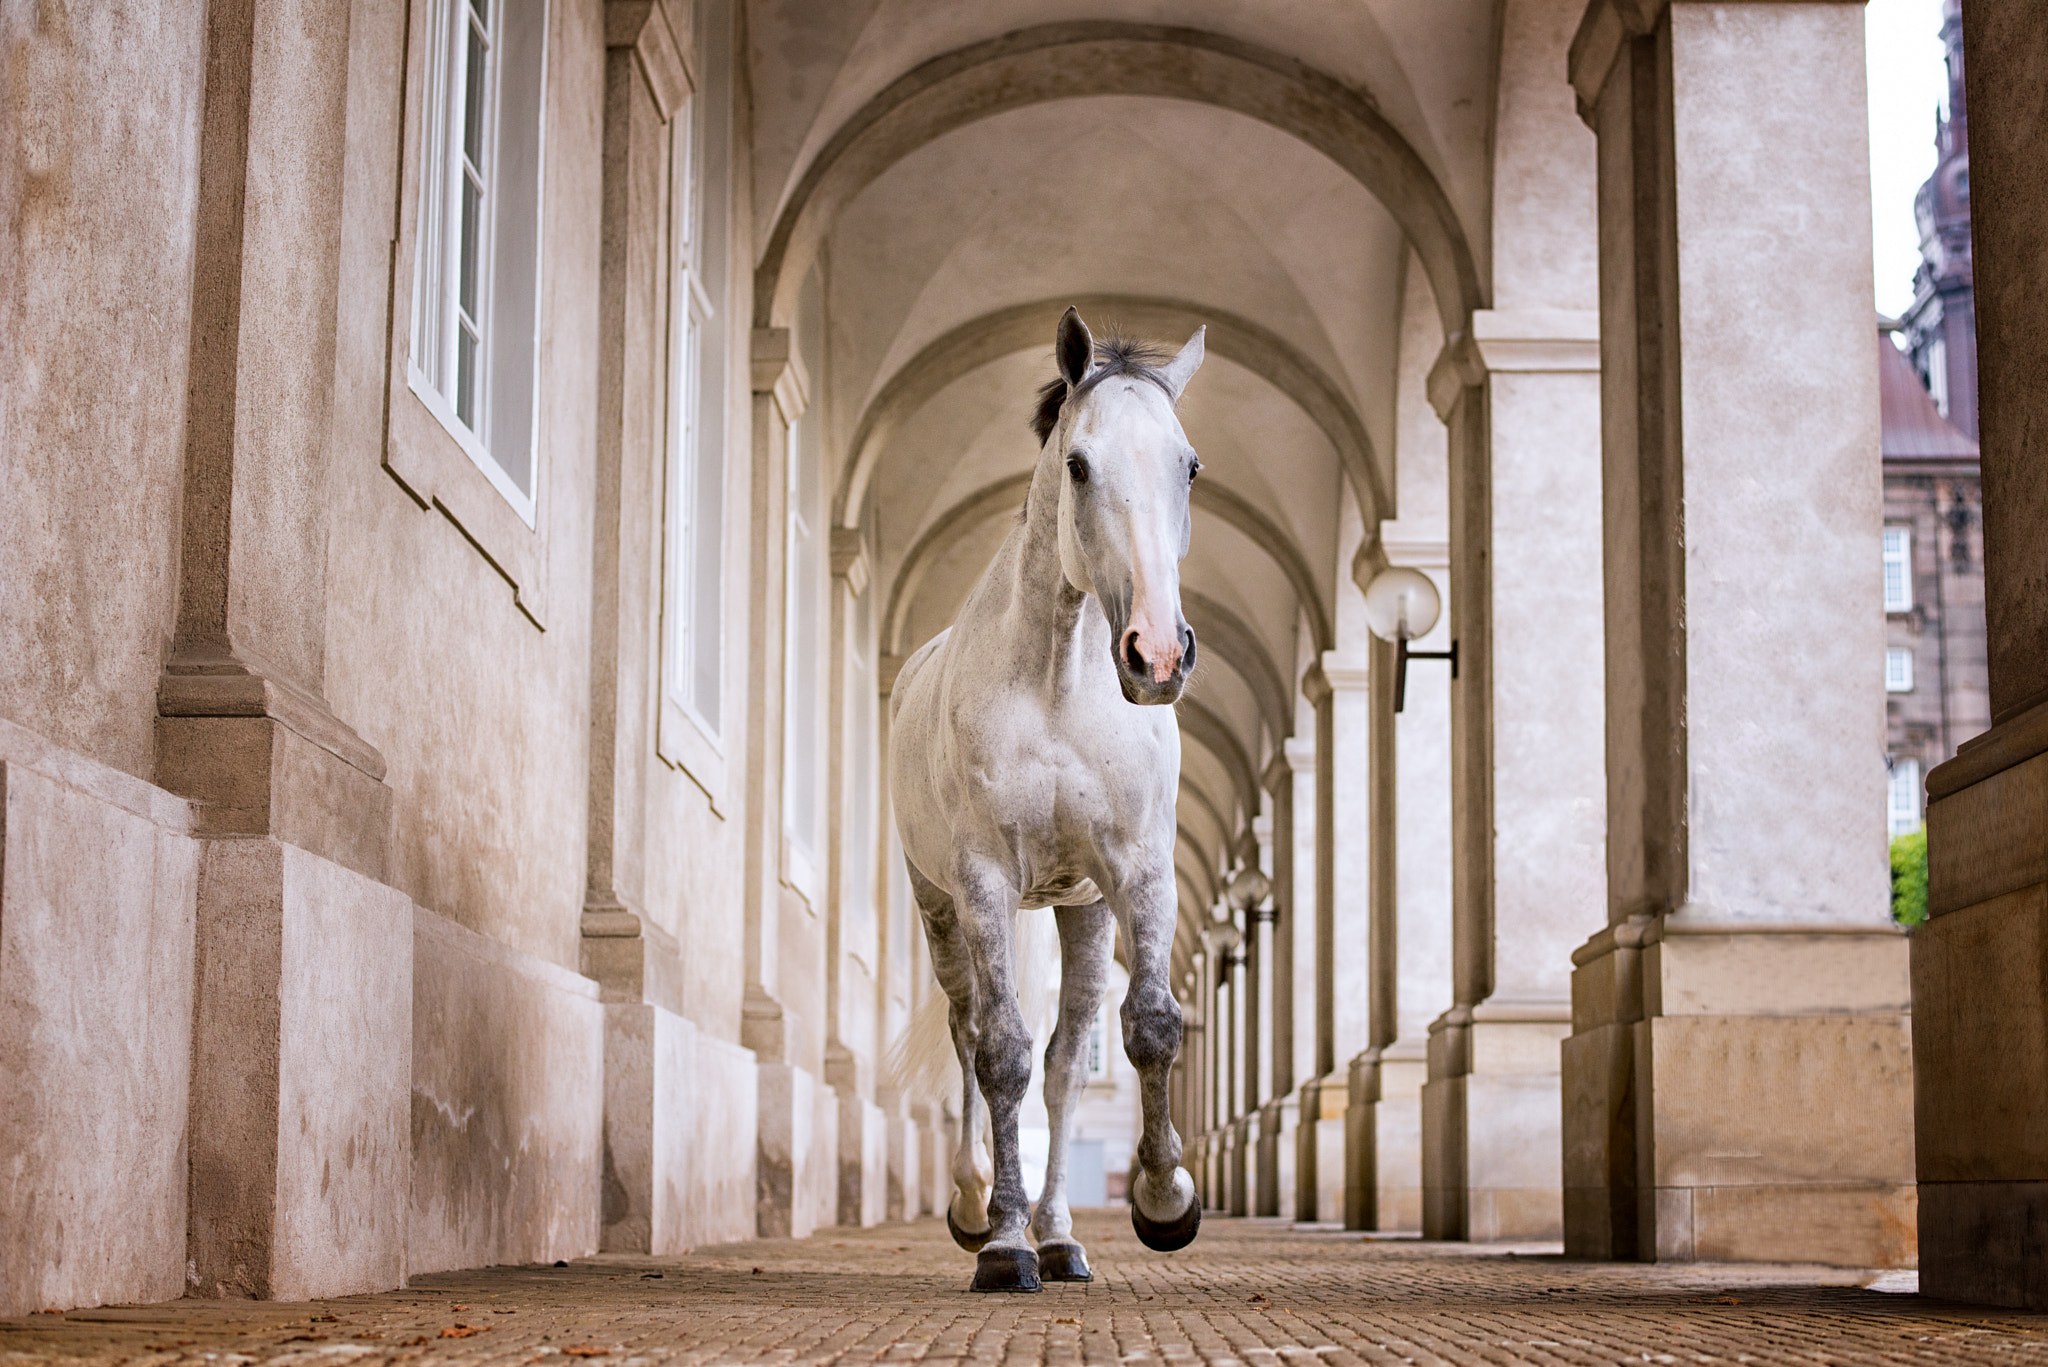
[1181,626,1197,674]
[1122,628,1147,676]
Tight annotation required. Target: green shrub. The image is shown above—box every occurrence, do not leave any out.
[1890,830,1928,927]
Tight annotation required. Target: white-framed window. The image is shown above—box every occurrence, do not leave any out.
[783,404,823,894]
[1888,757,1923,837]
[845,518,879,939]
[1883,527,1913,613]
[657,60,731,802]
[1885,647,1914,693]
[1086,1001,1113,1080]
[409,0,548,526]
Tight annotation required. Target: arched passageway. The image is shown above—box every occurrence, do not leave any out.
[0,0,1954,1317]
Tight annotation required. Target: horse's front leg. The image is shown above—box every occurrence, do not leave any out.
[950,864,1040,1292]
[1110,870,1202,1251]
[1031,901,1114,1281]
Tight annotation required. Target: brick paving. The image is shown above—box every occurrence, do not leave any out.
[3,1213,2044,1366]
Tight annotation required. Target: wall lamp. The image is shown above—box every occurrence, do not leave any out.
[1362,566,1456,713]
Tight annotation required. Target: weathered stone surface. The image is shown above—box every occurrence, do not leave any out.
[0,738,197,1316]
[410,909,604,1275]
[602,1004,759,1255]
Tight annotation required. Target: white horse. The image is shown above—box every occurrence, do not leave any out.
[889,307,1206,1292]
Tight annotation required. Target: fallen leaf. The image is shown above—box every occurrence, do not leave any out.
[751,1267,763,1274]
[451,1304,469,1312]
[561,1346,612,1358]
[1055,1316,1080,1325]
[439,1324,488,1339]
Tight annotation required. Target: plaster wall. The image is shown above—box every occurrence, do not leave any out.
[321,0,603,975]
[0,2,204,779]
[0,722,197,1316]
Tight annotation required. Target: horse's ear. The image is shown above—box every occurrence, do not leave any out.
[1056,307,1094,388]
[1161,325,1205,402]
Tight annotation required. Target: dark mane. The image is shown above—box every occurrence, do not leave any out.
[1029,333,1175,446]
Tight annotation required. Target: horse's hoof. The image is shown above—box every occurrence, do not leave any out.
[947,1205,992,1253]
[1036,1241,1092,1282]
[971,1247,1041,1292]
[1131,1193,1202,1252]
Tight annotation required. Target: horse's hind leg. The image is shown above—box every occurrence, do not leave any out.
[1110,874,1202,1251]
[908,862,994,1252]
[1032,901,1114,1282]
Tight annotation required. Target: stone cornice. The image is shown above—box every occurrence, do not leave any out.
[751,327,811,423]
[606,0,695,120]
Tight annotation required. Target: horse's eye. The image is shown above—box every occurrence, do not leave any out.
[1188,460,1201,484]
[1067,454,1089,484]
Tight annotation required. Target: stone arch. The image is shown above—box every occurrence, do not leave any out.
[1177,694,1259,841]
[883,474,1333,657]
[754,21,1483,341]
[1181,588,1291,748]
[835,295,1389,539]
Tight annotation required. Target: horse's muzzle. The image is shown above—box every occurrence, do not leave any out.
[1115,623,1195,705]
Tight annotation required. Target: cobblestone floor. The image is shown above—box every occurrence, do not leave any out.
[3,1212,2043,1367]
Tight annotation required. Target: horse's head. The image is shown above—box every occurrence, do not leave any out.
[1042,307,1205,706]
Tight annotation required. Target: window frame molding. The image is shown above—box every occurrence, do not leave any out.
[382,0,554,629]
[1882,526,1913,615]
[656,51,737,815]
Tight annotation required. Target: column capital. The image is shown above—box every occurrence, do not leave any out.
[830,526,871,596]
[604,0,695,119]
[1570,0,1867,123]
[751,327,810,423]
[1282,736,1317,774]
[1300,661,1331,707]
[1319,651,1372,693]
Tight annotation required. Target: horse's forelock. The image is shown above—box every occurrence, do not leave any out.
[1028,333,1176,447]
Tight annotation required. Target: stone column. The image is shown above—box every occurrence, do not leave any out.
[583,0,701,1259]
[163,0,412,1300]
[1346,632,1399,1231]
[1564,0,1912,1266]
[1256,755,1298,1216]
[1423,309,1607,1243]
[745,327,824,1237]
[826,527,886,1229]
[1915,0,2048,1308]
[1295,657,1371,1224]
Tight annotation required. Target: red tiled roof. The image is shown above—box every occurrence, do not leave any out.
[1879,326,1978,461]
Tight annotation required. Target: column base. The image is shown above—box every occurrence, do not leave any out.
[1256,1096,1297,1218]
[1565,917,1915,1266]
[756,1064,839,1237]
[837,1090,887,1228]
[599,1004,758,1254]
[1423,1004,1568,1242]
[1914,728,2048,1303]
[1344,1053,1377,1231]
[1366,1052,1426,1233]
[1227,1116,1253,1216]
[1293,1075,1348,1224]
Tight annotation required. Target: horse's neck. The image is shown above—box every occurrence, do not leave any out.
[1004,448,1091,682]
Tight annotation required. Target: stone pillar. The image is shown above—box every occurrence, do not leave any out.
[1915,0,2048,1308]
[1345,633,1399,1232]
[583,0,708,1259]
[1564,0,1913,1265]
[159,0,413,1300]
[745,326,828,1238]
[1256,754,1299,1217]
[1294,657,1370,1224]
[1423,309,1606,1243]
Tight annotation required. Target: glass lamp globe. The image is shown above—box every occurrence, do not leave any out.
[1362,566,1442,643]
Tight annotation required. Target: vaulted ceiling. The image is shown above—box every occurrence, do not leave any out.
[747,0,1502,972]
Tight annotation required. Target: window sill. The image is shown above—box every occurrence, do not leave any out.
[658,694,727,816]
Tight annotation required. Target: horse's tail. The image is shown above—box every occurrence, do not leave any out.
[883,906,1063,1104]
